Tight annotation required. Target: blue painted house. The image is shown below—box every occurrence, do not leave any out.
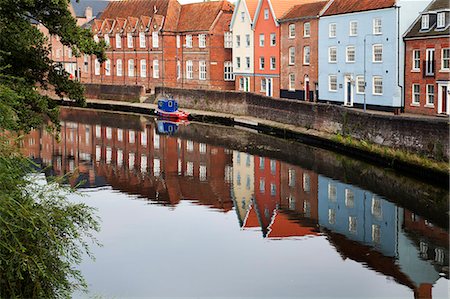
[318,0,429,112]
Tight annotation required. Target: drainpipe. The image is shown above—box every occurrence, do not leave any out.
[396,5,404,113]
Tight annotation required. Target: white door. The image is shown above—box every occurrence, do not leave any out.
[344,75,354,106]
[437,83,449,114]
[266,78,273,97]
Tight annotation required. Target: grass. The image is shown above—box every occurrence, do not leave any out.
[331,133,449,174]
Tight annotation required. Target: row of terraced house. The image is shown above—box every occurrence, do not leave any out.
[46,0,449,116]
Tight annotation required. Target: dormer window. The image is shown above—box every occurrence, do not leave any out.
[437,12,445,29]
[421,14,429,30]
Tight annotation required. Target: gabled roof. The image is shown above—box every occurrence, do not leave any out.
[101,18,115,34]
[177,1,233,32]
[279,1,328,21]
[100,0,171,19]
[267,212,319,239]
[322,0,396,17]
[230,0,259,29]
[127,17,139,32]
[139,16,152,30]
[113,17,127,33]
[253,0,321,28]
[404,0,450,39]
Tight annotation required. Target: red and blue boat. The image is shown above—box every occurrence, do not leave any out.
[155,98,190,120]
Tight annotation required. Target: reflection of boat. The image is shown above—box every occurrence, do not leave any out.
[156,118,189,135]
[156,98,190,120]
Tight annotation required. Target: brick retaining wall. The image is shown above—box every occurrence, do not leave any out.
[155,86,449,161]
[84,83,145,102]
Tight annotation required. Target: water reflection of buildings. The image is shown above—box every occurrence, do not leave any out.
[319,176,449,299]
[21,108,448,299]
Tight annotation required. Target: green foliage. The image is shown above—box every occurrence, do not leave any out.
[0,0,106,132]
[0,137,100,298]
[0,1,105,297]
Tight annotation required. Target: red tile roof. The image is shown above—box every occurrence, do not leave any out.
[177,1,234,32]
[246,0,259,20]
[271,0,320,19]
[322,0,396,16]
[100,0,171,19]
[280,1,327,21]
[267,212,319,239]
[163,0,182,32]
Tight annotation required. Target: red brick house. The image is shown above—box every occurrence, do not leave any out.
[87,0,234,92]
[404,0,450,116]
[279,1,327,102]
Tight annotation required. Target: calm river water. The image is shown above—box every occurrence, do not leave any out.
[22,107,449,299]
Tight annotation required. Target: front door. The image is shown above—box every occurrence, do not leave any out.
[438,84,449,114]
[244,77,250,92]
[266,78,273,97]
[304,76,310,101]
[344,75,353,106]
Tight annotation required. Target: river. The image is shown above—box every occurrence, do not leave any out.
[22,107,449,298]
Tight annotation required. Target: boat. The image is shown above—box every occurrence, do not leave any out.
[156,118,189,135]
[155,98,190,120]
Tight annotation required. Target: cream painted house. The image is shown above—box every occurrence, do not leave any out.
[229,0,259,92]
[232,151,255,227]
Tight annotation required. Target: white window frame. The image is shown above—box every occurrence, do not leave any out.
[241,11,245,22]
[412,50,420,71]
[177,60,181,79]
[224,61,234,81]
[346,45,355,63]
[259,57,265,70]
[372,76,383,95]
[372,44,383,63]
[270,56,276,70]
[128,59,134,77]
[303,22,310,37]
[426,84,434,106]
[437,12,445,29]
[441,48,450,71]
[186,60,193,79]
[94,59,100,75]
[239,77,244,90]
[186,34,192,48]
[139,32,146,48]
[303,46,310,65]
[236,57,241,69]
[289,47,295,65]
[153,59,159,78]
[260,78,266,92]
[245,56,250,69]
[421,14,429,30]
[236,35,241,48]
[259,34,264,46]
[127,33,133,48]
[116,59,122,76]
[264,8,269,20]
[349,21,358,36]
[140,59,146,78]
[329,46,337,63]
[329,75,337,92]
[152,31,159,48]
[412,84,420,105]
[224,32,232,48]
[104,34,110,46]
[373,18,382,35]
[329,23,336,38]
[176,35,181,48]
[245,34,250,47]
[105,59,111,76]
[289,24,295,38]
[270,33,276,46]
[115,33,121,48]
[199,60,206,80]
[289,73,295,91]
[356,76,365,94]
[199,34,206,48]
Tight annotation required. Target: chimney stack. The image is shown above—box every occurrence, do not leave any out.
[85,6,93,21]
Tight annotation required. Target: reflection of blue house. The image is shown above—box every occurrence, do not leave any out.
[318,0,428,111]
[318,175,398,257]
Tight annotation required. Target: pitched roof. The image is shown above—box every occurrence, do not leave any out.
[246,0,259,19]
[322,0,396,17]
[279,1,327,21]
[177,1,234,32]
[100,0,171,19]
[271,0,319,19]
[404,0,450,39]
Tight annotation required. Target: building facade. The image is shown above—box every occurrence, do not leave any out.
[279,1,327,101]
[404,0,450,115]
[318,0,429,112]
[230,0,259,93]
[87,0,234,92]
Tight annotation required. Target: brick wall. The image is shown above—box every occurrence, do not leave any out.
[84,83,145,102]
[155,86,449,160]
